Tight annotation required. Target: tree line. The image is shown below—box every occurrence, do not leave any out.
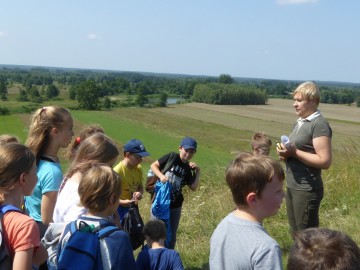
[0,67,359,114]
[193,83,267,105]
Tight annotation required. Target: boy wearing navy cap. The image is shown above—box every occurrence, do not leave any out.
[150,137,201,249]
[114,139,150,222]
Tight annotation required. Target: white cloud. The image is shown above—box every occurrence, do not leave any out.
[87,33,102,40]
[0,32,7,38]
[277,0,319,5]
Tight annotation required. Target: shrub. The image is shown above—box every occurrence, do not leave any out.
[0,106,10,115]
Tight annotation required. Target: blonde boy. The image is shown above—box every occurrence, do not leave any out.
[210,152,285,270]
[251,131,272,156]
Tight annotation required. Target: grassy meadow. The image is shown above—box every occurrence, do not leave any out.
[1,99,360,269]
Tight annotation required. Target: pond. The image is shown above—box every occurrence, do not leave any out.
[167,97,184,104]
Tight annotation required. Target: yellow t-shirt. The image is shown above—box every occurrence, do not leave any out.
[113,161,143,200]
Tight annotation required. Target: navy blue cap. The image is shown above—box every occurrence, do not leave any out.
[123,139,150,157]
[180,137,197,150]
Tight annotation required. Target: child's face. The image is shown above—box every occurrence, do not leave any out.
[179,147,196,161]
[128,153,143,167]
[256,175,285,218]
[23,162,38,196]
[55,115,74,148]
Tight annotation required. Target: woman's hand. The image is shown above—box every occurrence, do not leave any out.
[277,143,296,160]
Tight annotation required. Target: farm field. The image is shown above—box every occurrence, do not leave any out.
[0,98,359,269]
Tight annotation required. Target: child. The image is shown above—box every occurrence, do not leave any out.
[58,163,136,269]
[24,106,74,236]
[67,124,104,161]
[287,227,360,270]
[136,220,184,270]
[53,132,119,223]
[113,139,150,221]
[150,136,201,249]
[251,131,272,156]
[0,143,48,269]
[0,134,19,145]
[210,152,285,269]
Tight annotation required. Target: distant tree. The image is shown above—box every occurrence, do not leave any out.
[158,92,168,107]
[46,84,60,99]
[0,80,7,100]
[17,89,29,101]
[68,85,77,100]
[356,96,360,107]
[77,80,100,110]
[103,96,112,109]
[193,83,267,105]
[0,106,10,115]
[135,88,148,107]
[218,74,234,84]
[28,86,42,103]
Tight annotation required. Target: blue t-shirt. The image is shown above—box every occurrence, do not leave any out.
[25,159,63,222]
[136,246,184,270]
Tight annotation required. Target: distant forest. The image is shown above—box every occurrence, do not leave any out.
[0,65,359,113]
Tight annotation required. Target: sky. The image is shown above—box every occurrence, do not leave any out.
[0,0,359,83]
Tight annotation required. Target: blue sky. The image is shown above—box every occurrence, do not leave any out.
[1,0,359,83]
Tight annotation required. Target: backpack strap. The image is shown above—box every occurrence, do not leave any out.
[0,204,21,215]
[70,220,119,238]
[97,226,119,239]
[39,156,56,163]
[161,152,178,174]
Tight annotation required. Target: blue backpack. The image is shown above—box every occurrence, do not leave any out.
[57,220,119,270]
[0,205,22,270]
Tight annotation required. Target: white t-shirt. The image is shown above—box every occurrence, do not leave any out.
[53,173,87,223]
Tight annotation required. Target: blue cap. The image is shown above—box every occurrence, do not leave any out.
[180,137,197,150]
[123,139,150,157]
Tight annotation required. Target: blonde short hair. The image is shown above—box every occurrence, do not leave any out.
[251,132,272,156]
[293,81,320,105]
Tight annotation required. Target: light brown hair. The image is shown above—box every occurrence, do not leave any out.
[0,143,35,203]
[68,124,105,161]
[25,106,72,161]
[78,164,121,213]
[251,132,272,156]
[0,134,19,145]
[288,227,360,270]
[226,152,284,205]
[66,133,119,178]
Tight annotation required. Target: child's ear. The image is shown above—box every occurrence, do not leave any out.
[109,193,118,205]
[50,127,58,135]
[18,172,27,187]
[246,192,257,206]
[178,146,182,152]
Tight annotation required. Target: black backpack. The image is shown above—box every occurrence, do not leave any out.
[121,203,145,250]
[0,205,22,270]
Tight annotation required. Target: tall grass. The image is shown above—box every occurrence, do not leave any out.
[0,104,359,270]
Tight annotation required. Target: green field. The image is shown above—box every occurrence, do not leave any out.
[1,99,359,269]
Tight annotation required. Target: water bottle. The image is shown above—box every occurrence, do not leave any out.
[281,135,291,149]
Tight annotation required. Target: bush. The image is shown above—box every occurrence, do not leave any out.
[0,106,10,115]
[21,104,40,114]
[193,83,267,105]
